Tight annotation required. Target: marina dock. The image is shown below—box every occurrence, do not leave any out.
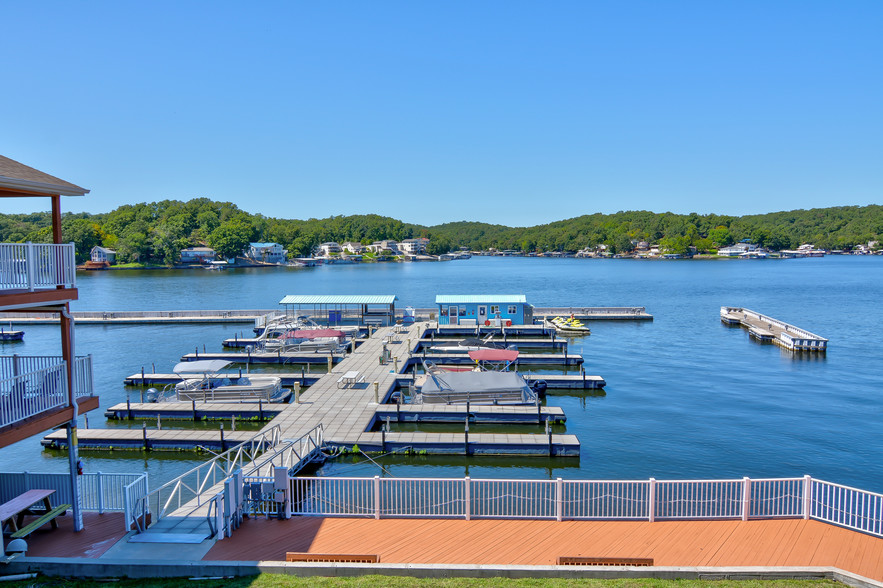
[103,401,567,424]
[123,371,605,389]
[720,306,828,351]
[41,427,259,451]
[63,323,584,456]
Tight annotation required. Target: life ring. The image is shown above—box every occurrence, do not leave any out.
[505,320,512,327]
[484,320,490,326]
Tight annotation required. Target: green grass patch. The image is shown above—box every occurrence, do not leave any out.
[3,575,841,588]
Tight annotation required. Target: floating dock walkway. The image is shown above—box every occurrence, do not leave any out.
[103,401,567,425]
[123,371,605,390]
[64,323,584,456]
[720,307,828,352]
[42,427,259,451]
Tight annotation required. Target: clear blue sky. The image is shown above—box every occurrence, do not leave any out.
[2,1,881,226]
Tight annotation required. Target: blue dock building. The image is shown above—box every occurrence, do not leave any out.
[435,295,533,326]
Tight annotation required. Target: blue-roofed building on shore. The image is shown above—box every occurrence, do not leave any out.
[435,295,533,326]
[279,294,398,326]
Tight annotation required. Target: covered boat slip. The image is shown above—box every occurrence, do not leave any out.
[278,294,398,327]
[416,369,538,405]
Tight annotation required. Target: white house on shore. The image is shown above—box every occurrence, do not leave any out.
[317,242,342,257]
[342,242,365,254]
[247,242,287,264]
[367,240,401,255]
[400,238,430,255]
[717,243,758,257]
[180,246,216,263]
[90,246,116,264]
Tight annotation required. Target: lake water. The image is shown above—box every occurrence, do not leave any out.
[3,256,882,492]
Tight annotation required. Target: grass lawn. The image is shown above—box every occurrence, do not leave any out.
[4,575,841,588]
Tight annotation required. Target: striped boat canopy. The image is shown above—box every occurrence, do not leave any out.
[435,295,527,304]
[280,295,398,305]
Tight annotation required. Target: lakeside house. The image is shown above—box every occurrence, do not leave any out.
[366,240,401,255]
[89,246,116,264]
[246,242,287,264]
[436,294,533,326]
[180,246,216,263]
[316,242,342,257]
[400,237,430,255]
[342,241,365,255]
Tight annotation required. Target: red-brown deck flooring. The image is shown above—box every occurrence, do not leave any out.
[205,517,883,580]
[15,512,126,559]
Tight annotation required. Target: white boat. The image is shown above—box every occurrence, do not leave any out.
[429,334,515,353]
[151,360,289,403]
[262,328,349,354]
[412,352,546,405]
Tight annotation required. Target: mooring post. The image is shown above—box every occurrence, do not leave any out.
[192,399,198,421]
[141,366,145,381]
[294,382,301,404]
[142,422,149,452]
[157,414,161,430]
[393,356,398,373]
[195,346,198,358]
[327,355,333,374]
[220,423,226,452]
[396,394,401,422]
[127,395,133,420]
[537,397,542,425]
[546,419,553,457]
[259,398,264,421]
[374,382,379,403]
[232,415,236,432]
[464,417,469,456]
[139,388,144,403]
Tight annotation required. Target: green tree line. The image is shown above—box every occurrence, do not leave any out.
[1,199,881,264]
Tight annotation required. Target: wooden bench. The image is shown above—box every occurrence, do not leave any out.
[11,504,70,539]
[557,556,654,566]
[286,552,379,563]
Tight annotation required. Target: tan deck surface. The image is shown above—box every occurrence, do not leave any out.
[204,516,883,580]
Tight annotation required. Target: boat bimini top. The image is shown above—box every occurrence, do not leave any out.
[173,360,232,374]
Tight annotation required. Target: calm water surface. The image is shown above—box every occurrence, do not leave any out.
[3,257,881,491]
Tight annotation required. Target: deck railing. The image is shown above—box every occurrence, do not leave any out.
[0,355,95,428]
[287,475,883,537]
[0,242,76,291]
[0,471,147,519]
[127,425,282,532]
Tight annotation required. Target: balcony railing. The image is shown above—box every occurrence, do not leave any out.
[0,355,94,428]
[0,242,76,291]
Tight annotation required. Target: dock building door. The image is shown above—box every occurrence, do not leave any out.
[449,306,459,325]
[478,306,487,322]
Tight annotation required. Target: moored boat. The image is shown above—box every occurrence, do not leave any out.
[150,360,289,403]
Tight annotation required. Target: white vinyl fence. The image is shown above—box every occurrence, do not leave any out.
[0,471,147,520]
[0,242,76,291]
[285,475,883,538]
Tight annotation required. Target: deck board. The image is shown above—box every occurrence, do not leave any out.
[203,516,883,580]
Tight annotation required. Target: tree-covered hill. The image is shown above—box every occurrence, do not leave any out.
[1,199,880,264]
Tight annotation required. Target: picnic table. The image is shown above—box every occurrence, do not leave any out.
[337,370,363,388]
[0,489,58,533]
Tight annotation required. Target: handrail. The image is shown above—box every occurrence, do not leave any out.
[0,242,76,291]
[128,425,281,531]
[285,475,883,537]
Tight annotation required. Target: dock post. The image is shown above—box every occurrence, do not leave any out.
[259,399,264,421]
[127,395,133,420]
[239,367,242,379]
[141,366,145,381]
[232,415,236,432]
[195,346,198,358]
[374,382,379,404]
[157,414,161,430]
[546,419,553,457]
[294,382,301,404]
[393,357,398,373]
[192,399,198,421]
[396,394,401,422]
[301,367,305,382]
[327,355,333,374]
[537,397,542,424]
[220,423,226,452]
[142,422,149,452]
[140,388,144,403]
[464,417,469,455]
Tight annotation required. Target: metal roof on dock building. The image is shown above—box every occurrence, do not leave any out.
[435,295,527,304]
[279,295,398,305]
